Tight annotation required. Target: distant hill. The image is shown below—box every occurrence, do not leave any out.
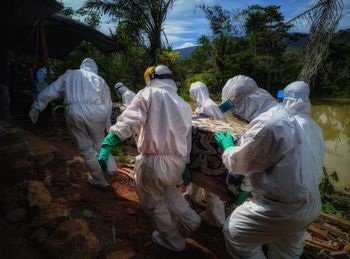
[174,29,350,59]
[174,46,197,59]
[335,28,350,42]
[284,32,309,47]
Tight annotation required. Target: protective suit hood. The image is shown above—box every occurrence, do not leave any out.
[222,75,277,122]
[190,82,210,109]
[115,83,129,95]
[283,81,311,116]
[80,58,98,74]
[149,78,177,92]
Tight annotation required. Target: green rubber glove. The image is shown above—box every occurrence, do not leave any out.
[98,132,121,173]
[214,131,236,151]
[182,164,191,186]
[235,191,250,205]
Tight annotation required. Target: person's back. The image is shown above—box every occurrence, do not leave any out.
[217,75,323,258]
[63,69,109,121]
[103,65,200,252]
[246,105,321,203]
[30,58,115,188]
[141,79,191,156]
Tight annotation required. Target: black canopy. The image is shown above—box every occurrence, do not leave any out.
[1,0,63,26]
[10,14,120,59]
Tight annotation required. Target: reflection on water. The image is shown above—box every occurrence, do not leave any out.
[312,99,350,190]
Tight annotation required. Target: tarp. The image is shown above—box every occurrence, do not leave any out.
[10,14,120,59]
[1,0,63,31]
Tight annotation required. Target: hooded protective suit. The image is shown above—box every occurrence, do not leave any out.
[188,81,225,227]
[114,82,136,107]
[220,75,323,259]
[31,58,116,187]
[190,81,223,119]
[110,68,201,251]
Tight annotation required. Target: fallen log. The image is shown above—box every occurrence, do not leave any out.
[318,223,347,239]
[320,212,350,231]
[308,224,328,240]
[118,168,134,179]
[305,239,338,251]
[329,251,349,259]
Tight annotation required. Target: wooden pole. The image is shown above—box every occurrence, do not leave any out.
[40,23,52,84]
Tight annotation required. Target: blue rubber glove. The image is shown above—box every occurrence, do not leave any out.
[214,131,236,151]
[98,132,121,173]
[182,164,191,186]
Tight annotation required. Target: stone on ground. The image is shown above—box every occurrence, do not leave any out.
[44,218,99,259]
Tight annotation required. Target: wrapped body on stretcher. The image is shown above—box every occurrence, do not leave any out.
[112,107,250,226]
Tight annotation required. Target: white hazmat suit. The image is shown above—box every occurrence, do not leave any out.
[190,81,224,119]
[220,75,324,258]
[189,81,225,227]
[115,82,136,107]
[110,68,201,251]
[31,58,116,187]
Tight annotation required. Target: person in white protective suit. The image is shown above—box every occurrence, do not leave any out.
[114,82,136,107]
[188,81,225,227]
[28,58,116,187]
[98,65,201,251]
[214,75,324,259]
[190,81,223,119]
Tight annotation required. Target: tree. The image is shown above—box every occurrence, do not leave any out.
[190,35,212,73]
[85,0,176,62]
[243,5,291,57]
[243,5,291,91]
[286,0,344,83]
[60,7,101,29]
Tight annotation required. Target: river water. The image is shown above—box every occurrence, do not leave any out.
[311,99,350,190]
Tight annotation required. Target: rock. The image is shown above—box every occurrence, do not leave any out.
[126,208,136,216]
[68,193,81,203]
[71,183,81,189]
[44,219,99,259]
[344,242,350,252]
[54,168,71,187]
[29,228,48,247]
[66,156,84,165]
[82,210,93,218]
[31,202,70,231]
[106,250,137,259]
[27,180,52,208]
[6,208,27,223]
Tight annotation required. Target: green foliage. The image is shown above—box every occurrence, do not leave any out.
[179,70,217,101]
[60,6,101,29]
[159,50,180,66]
[314,35,350,96]
[319,167,339,198]
[319,167,344,216]
[322,201,345,217]
[76,7,101,29]
[199,4,232,36]
[111,146,131,164]
[85,0,176,61]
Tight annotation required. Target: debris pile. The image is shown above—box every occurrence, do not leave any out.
[304,193,350,259]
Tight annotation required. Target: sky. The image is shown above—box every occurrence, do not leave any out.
[62,0,350,49]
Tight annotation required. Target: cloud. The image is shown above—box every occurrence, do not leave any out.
[164,35,194,43]
[175,42,198,49]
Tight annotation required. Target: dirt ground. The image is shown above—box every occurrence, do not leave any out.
[0,121,231,259]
